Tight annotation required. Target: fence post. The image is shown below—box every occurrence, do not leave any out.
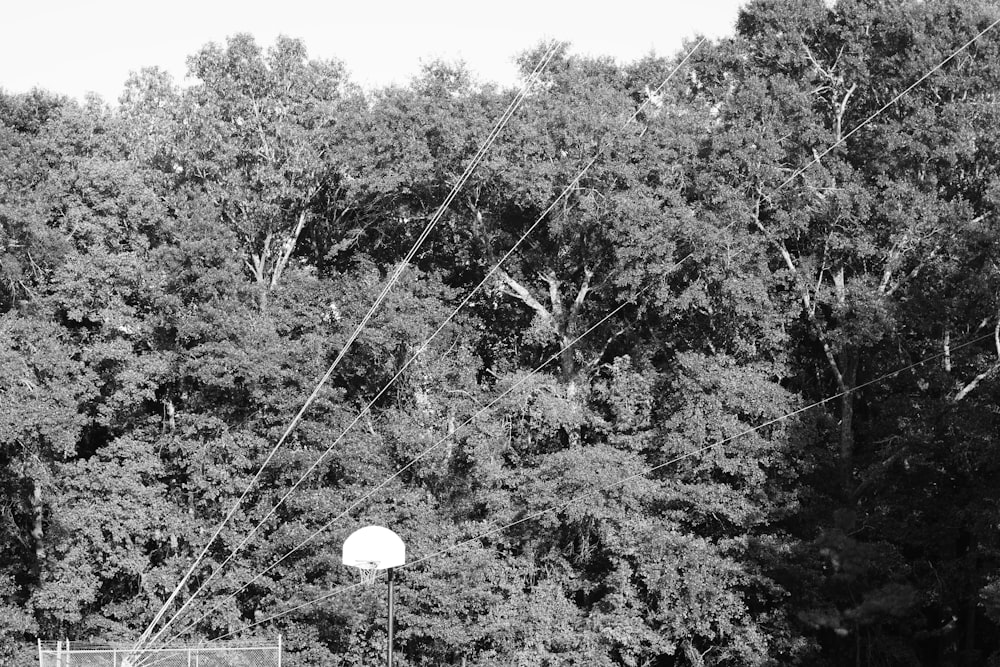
[188,647,192,667]
[277,635,282,667]
[36,638,42,667]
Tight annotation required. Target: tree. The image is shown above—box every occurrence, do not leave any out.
[164,35,357,308]
[694,0,1000,661]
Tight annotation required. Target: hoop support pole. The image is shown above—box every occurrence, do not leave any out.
[387,568,395,667]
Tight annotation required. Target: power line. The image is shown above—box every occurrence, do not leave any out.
[151,39,706,649]
[772,15,1000,195]
[207,14,1000,642]
[130,40,561,658]
[212,326,996,641]
[136,43,558,653]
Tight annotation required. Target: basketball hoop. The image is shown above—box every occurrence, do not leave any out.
[342,525,405,578]
[354,560,380,586]
[342,525,406,667]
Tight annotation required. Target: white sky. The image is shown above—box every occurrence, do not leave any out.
[0,0,746,103]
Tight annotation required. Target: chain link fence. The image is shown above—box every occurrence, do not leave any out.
[37,639,281,667]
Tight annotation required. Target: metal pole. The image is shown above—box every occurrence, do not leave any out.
[277,634,282,667]
[36,638,42,667]
[386,568,395,667]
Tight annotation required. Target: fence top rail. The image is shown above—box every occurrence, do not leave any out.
[38,640,279,651]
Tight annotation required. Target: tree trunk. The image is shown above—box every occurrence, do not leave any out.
[30,482,44,577]
[838,351,859,491]
[257,285,268,312]
[248,233,272,312]
[270,210,308,288]
[497,268,595,382]
[559,335,576,384]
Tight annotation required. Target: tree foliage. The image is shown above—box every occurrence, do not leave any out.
[4,3,1000,664]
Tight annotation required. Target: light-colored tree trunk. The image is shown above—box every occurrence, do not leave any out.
[30,483,44,574]
[838,351,858,489]
[243,208,312,312]
[497,268,593,385]
[270,210,309,288]
[951,315,1000,403]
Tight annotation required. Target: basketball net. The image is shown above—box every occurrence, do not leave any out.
[354,561,380,586]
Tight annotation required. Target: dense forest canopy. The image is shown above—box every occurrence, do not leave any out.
[5,0,1000,664]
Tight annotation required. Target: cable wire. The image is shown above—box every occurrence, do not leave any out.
[771,15,1000,195]
[163,10,1000,648]
[137,42,558,654]
[151,39,706,649]
[212,326,996,641]
[130,40,560,658]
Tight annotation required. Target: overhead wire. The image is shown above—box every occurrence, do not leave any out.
[771,14,1000,196]
[136,41,558,654]
[130,40,561,658]
[212,325,998,642]
[204,13,1000,641]
[162,8,1000,649]
[148,38,707,650]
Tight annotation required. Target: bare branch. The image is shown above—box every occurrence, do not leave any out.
[834,83,858,141]
[16,279,37,300]
[812,241,828,315]
[539,271,563,319]
[249,96,274,164]
[753,211,847,391]
[883,245,940,298]
[270,210,309,288]
[1,503,29,549]
[802,42,834,81]
[248,230,269,285]
[952,365,998,402]
[944,330,952,373]
[952,316,1000,402]
[994,314,1000,361]
[753,217,809,309]
[584,317,639,374]
[497,269,553,326]
[831,44,847,72]
[568,267,594,322]
[879,239,903,294]
[26,251,44,280]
